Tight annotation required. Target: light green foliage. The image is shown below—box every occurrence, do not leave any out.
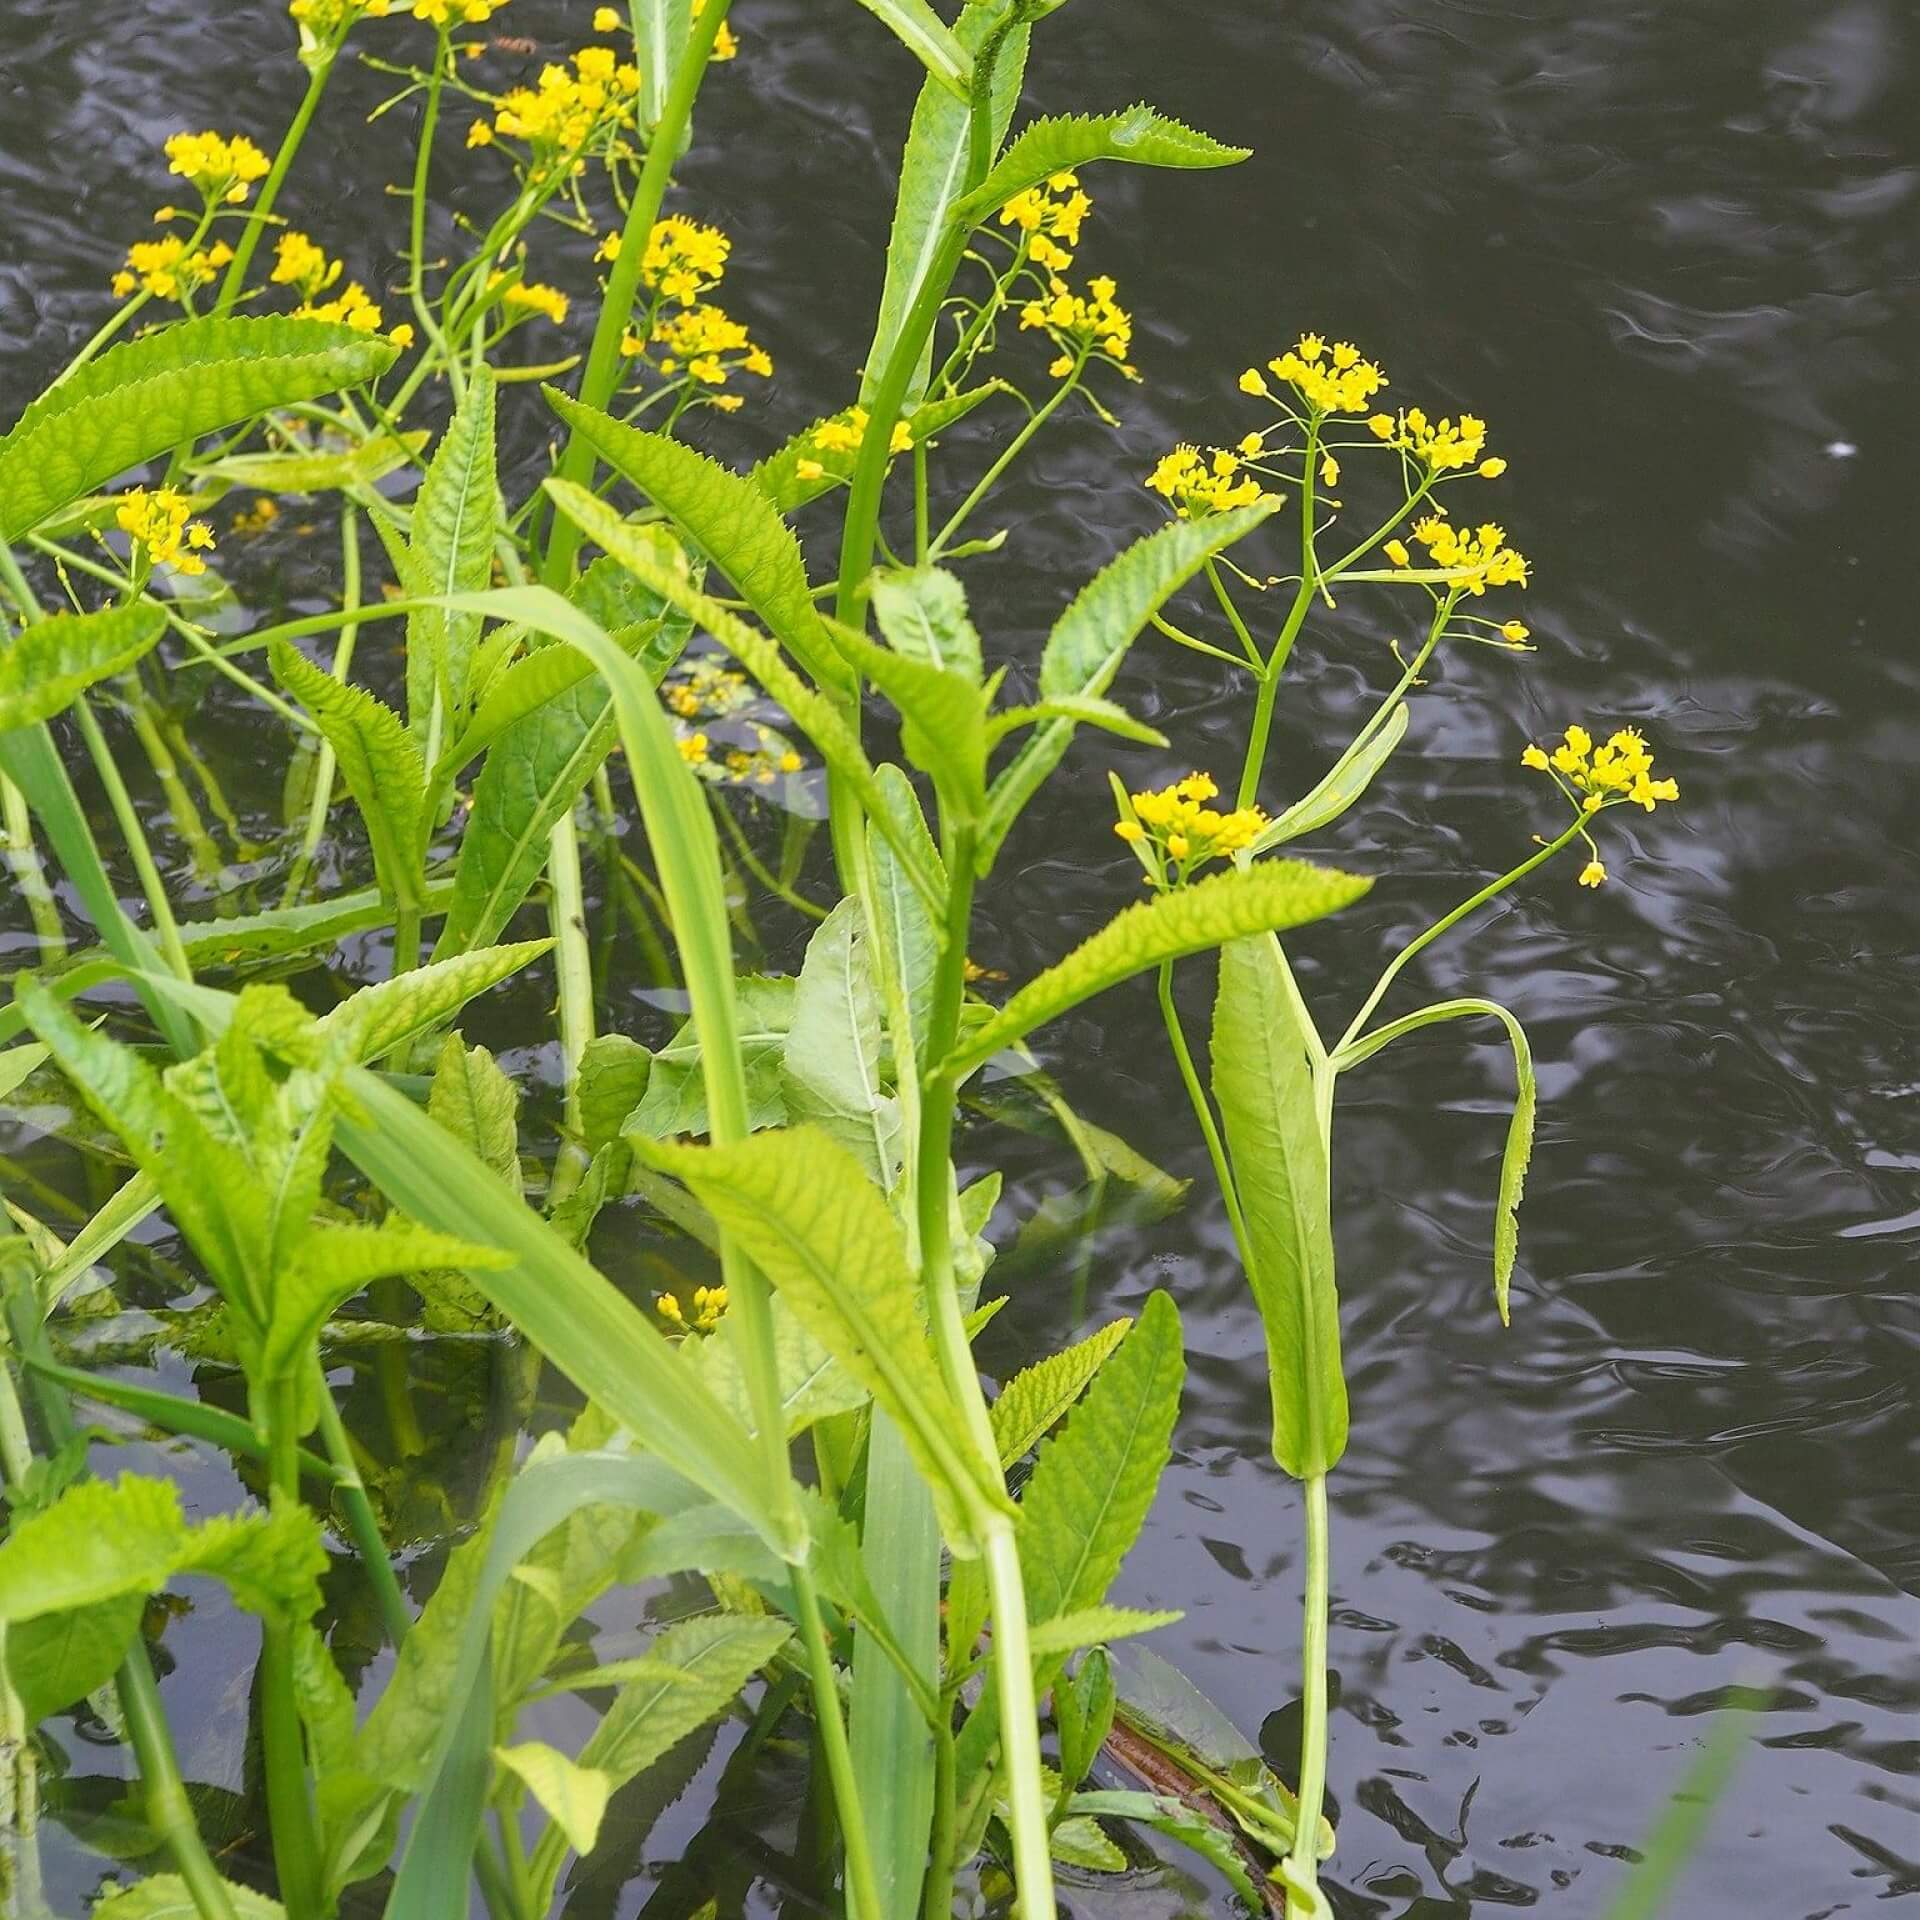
[269,639,426,910]
[867,763,945,1065]
[829,618,989,813]
[316,939,552,1060]
[950,104,1252,231]
[990,1315,1131,1466]
[427,1033,522,1187]
[0,315,398,541]
[639,1126,1014,1549]
[948,860,1372,1078]
[494,1741,612,1856]
[0,600,164,729]
[90,1874,288,1920]
[3,1592,145,1724]
[631,974,795,1138]
[196,428,427,494]
[870,564,984,679]
[1252,702,1409,852]
[1025,1605,1182,1660]
[850,0,970,94]
[689,1292,867,1438]
[575,1032,651,1153]
[1066,1790,1266,1911]
[404,367,497,740]
[1213,934,1348,1478]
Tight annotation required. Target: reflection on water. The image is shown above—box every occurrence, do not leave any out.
[2,0,1917,1913]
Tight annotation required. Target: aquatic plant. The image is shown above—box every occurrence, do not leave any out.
[0,5,1676,1920]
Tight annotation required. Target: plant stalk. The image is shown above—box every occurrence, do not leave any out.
[1282,1471,1332,1918]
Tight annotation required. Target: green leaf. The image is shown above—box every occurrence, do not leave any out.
[433,678,615,958]
[317,940,552,1061]
[636,0,691,133]
[1066,1791,1264,1912]
[428,1034,521,1188]
[951,105,1251,232]
[494,1742,611,1858]
[0,600,165,730]
[630,976,794,1140]
[575,1033,650,1155]
[688,1292,866,1439]
[4,1594,144,1725]
[860,1,1031,409]
[1213,935,1347,1479]
[636,1126,1012,1550]
[867,763,943,1068]
[0,1042,48,1104]
[946,861,1371,1079]
[1018,1291,1183,1631]
[783,898,902,1188]
[405,367,497,740]
[986,692,1167,750]
[981,501,1279,859]
[268,639,426,911]
[542,480,945,912]
[989,1316,1130,1467]
[0,315,399,543]
[90,1873,287,1920]
[195,430,427,495]
[1251,702,1408,852]
[752,385,1005,512]
[544,392,841,690]
[827,619,988,813]
[848,0,970,96]
[870,565,983,680]
[1049,1814,1128,1873]
[1026,1605,1181,1661]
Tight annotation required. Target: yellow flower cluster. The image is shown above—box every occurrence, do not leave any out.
[665,659,752,720]
[1522,724,1678,820]
[164,131,271,205]
[1019,273,1135,379]
[271,230,342,302]
[997,168,1092,273]
[112,234,233,302]
[414,0,507,25]
[657,1284,727,1333]
[1366,406,1498,475]
[797,407,913,479]
[1242,333,1387,416]
[488,275,569,325]
[634,213,731,304]
[1145,443,1270,520]
[677,731,710,765]
[288,0,392,37]
[640,303,771,390]
[1407,515,1529,594]
[117,488,216,576]
[692,0,739,60]
[1114,772,1266,885]
[472,46,639,172]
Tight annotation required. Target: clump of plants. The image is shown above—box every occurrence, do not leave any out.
[0,3,1677,1918]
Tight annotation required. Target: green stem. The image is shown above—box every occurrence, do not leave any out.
[921,1714,959,1920]
[929,366,1079,557]
[403,36,464,401]
[216,58,335,314]
[1155,960,1253,1265]
[124,688,226,883]
[1281,1471,1332,1917]
[283,506,361,903]
[310,1361,412,1648]
[983,1522,1055,1919]
[790,1567,885,1920]
[543,0,735,584]
[545,806,595,1210]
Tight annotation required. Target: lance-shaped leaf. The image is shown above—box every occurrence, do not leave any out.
[1334,995,1534,1326]
[542,481,945,911]
[194,428,427,495]
[990,1315,1131,1467]
[868,762,944,1067]
[0,599,164,730]
[870,564,983,680]
[429,1033,522,1186]
[544,391,842,689]
[0,315,399,542]
[1213,935,1346,1478]
[1250,702,1408,852]
[981,499,1279,860]
[316,940,552,1060]
[1026,1606,1183,1661]
[405,368,497,740]
[1066,1792,1265,1913]
[268,639,426,911]
[828,617,988,813]
[494,1743,612,1858]
[861,1,1032,409]
[944,860,1370,1080]
[637,1126,1013,1550]
[850,0,969,95]
[951,105,1251,232]
[753,384,1004,512]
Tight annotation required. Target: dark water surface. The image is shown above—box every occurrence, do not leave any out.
[3,1,1919,1916]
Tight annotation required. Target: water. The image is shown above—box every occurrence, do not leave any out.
[3,0,1919,1914]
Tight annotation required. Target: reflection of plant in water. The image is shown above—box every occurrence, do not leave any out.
[0,2,1679,1918]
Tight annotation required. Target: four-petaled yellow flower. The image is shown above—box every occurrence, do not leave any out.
[809,407,912,458]
[113,235,233,303]
[480,45,640,175]
[639,214,732,304]
[270,230,342,302]
[1250,333,1387,415]
[117,488,216,576]
[1114,772,1267,886]
[1412,515,1529,594]
[413,0,507,25]
[1520,725,1679,886]
[1019,272,1135,380]
[164,131,271,205]
[1145,443,1271,521]
[1368,406,1489,474]
[997,169,1092,273]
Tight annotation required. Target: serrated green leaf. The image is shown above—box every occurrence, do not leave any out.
[871,565,983,680]
[849,0,970,95]
[951,105,1250,231]
[630,976,794,1140]
[981,501,1278,859]
[317,940,552,1060]
[990,1316,1130,1467]
[494,1742,612,1858]
[544,392,840,689]
[986,692,1167,750]
[861,2,1031,409]
[4,1594,144,1725]
[90,1873,288,1920]
[783,898,902,1188]
[405,367,497,740]
[636,1127,1011,1549]
[947,861,1371,1079]
[268,639,426,911]
[0,315,399,542]
[428,1033,521,1187]
[1025,1605,1182,1661]
[1251,702,1408,852]
[575,1033,650,1155]
[1213,935,1346,1479]
[0,600,165,730]
[433,678,615,958]
[1049,1813,1128,1872]
[752,385,1005,512]
[828,618,988,812]
[688,1292,866,1438]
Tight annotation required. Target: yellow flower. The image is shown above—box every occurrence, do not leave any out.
[1114,772,1266,886]
[692,0,737,59]
[1498,620,1530,645]
[1411,515,1528,595]
[1263,332,1387,414]
[492,277,569,324]
[297,281,387,332]
[1320,453,1340,488]
[1145,443,1270,521]
[1383,538,1411,568]
[795,457,825,481]
[117,487,216,575]
[289,0,393,36]
[656,1285,726,1332]
[997,168,1092,273]
[388,321,416,349]
[1372,406,1489,474]
[467,120,495,147]
[112,235,232,303]
[1239,368,1271,398]
[1578,859,1607,888]
[1523,723,1679,815]
[413,0,508,24]
[593,4,620,26]
[1479,456,1508,478]
[270,230,341,303]
[640,214,731,305]
[163,131,271,204]
[1018,271,1136,379]
[808,407,910,459]
[646,302,770,387]
[678,731,710,765]
[485,44,640,173]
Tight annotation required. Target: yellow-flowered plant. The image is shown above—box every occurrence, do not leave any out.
[112,234,234,304]
[413,0,506,26]
[270,230,342,302]
[1522,724,1679,885]
[1145,442,1272,520]
[1019,271,1136,379]
[1112,772,1267,888]
[163,130,271,205]
[655,1284,728,1334]
[469,46,641,179]
[116,487,216,575]
[997,168,1091,273]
